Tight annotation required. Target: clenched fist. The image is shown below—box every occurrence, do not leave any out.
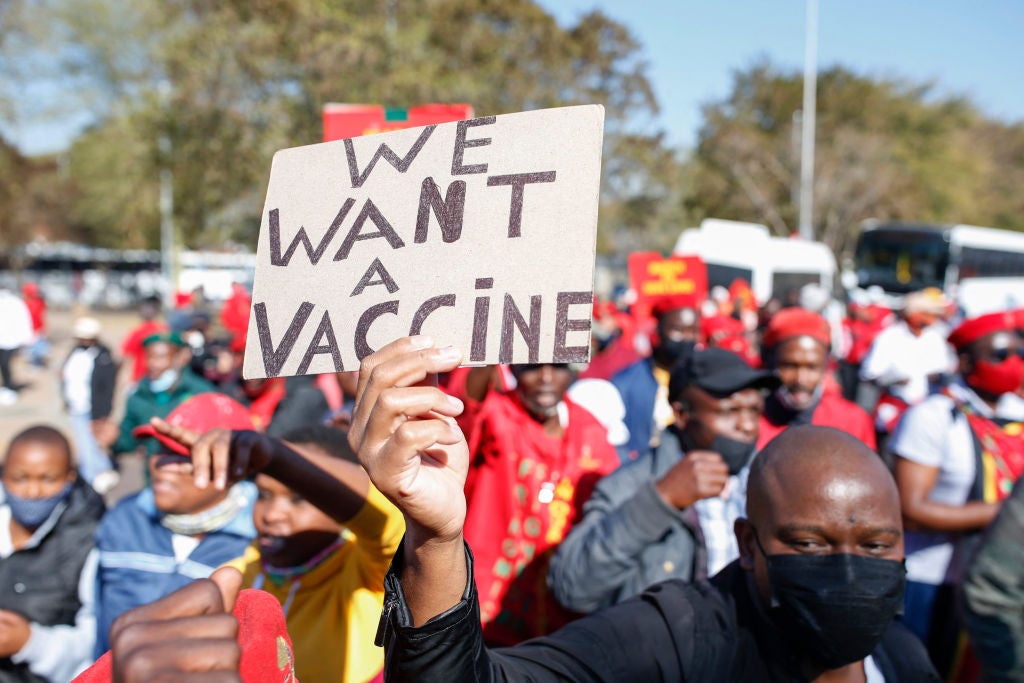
[655,451,730,510]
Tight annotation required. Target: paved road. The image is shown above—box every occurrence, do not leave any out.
[0,308,145,505]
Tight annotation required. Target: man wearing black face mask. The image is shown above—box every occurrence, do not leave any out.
[348,338,939,682]
[549,347,778,612]
[612,302,702,461]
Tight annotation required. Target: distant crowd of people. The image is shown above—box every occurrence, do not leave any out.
[0,276,1021,682]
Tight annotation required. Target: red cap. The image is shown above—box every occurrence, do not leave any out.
[948,310,1019,351]
[701,314,744,341]
[133,393,255,455]
[652,294,700,318]
[762,308,831,349]
[1013,308,1024,331]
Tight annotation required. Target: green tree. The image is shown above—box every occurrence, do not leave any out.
[20,0,676,252]
[690,61,1022,258]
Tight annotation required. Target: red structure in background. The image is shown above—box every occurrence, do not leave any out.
[322,103,475,142]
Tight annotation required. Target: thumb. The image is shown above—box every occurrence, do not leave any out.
[209,567,244,613]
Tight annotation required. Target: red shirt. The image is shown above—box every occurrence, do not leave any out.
[463,392,620,645]
[758,391,877,451]
[23,296,46,334]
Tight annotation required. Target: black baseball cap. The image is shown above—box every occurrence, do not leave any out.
[669,347,779,402]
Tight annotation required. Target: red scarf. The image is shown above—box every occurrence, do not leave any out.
[463,391,619,645]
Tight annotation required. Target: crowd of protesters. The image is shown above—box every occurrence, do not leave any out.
[0,274,1022,682]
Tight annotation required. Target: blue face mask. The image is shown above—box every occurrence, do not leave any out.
[5,482,73,529]
[149,368,179,393]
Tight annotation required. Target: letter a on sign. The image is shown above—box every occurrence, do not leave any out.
[244,105,605,379]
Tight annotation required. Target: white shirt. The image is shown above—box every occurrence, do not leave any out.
[0,291,32,350]
[695,467,750,576]
[888,382,984,585]
[62,346,97,415]
[859,321,954,404]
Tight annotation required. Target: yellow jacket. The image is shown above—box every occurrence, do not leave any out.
[227,485,404,683]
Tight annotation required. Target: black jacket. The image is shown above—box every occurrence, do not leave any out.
[61,343,118,420]
[0,479,105,682]
[380,543,939,682]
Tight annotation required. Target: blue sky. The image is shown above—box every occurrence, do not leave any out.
[6,1,1022,155]
[540,0,1024,148]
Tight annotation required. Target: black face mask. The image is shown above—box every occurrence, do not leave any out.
[761,549,906,669]
[654,338,695,368]
[678,431,755,475]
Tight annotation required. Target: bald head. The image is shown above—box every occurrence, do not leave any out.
[736,425,904,612]
[747,426,898,523]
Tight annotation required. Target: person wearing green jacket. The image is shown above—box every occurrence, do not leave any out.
[102,332,219,458]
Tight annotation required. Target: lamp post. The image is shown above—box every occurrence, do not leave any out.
[158,81,176,307]
[798,0,818,241]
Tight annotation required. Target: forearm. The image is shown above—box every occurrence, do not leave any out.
[903,499,999,532]
[400,530,468,626]
[260,436,370,523]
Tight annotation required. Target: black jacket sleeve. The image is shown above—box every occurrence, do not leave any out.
[380,539,720,682]
[90,346,118,420]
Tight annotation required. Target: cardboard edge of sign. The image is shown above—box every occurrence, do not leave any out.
[243,103,607,380]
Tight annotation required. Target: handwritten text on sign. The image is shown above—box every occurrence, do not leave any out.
[243,105,605,379]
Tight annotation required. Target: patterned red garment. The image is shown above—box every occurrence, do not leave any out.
[462,390,620,646]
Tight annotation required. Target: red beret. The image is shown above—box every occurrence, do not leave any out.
[948,310,1019,350]
[762,308,831,349]
[652,294,700,318]
[701,314,744,341]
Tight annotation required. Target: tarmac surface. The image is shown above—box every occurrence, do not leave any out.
[0,307,146,505]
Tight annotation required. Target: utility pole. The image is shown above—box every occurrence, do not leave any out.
[798,0,818,241]
[158,81,176,307]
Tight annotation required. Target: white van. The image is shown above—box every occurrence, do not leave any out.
[673,219,837,304]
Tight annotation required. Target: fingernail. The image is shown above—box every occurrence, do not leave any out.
[448,395,464,412]
[409,335,434,349]
[195,475,208,489]
[216,476,227,490]
[437,346,461,362]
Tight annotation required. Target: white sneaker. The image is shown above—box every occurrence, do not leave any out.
[92,470,121,495]
[0,388,16,406]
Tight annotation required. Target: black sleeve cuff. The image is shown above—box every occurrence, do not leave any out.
[376,535,477,647]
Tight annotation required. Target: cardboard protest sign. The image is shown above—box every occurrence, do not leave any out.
[627,252,708,317]
[243,105,605,379]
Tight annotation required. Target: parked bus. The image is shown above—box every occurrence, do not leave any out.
[673,219,836,305]
[853,221,1024,316]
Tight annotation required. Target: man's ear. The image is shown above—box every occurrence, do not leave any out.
[671,401,689,430]
[735,517,756,572]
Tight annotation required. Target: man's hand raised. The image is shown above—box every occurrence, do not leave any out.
[655,451,730,510]
[349,336,468,545]
[349,336,471,626]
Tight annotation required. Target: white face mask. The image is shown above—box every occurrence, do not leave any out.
[186,331,205,350]
[150,368,179,393]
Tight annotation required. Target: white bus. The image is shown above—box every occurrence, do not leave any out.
[853,221,1024,316]
[673,219,837,305]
